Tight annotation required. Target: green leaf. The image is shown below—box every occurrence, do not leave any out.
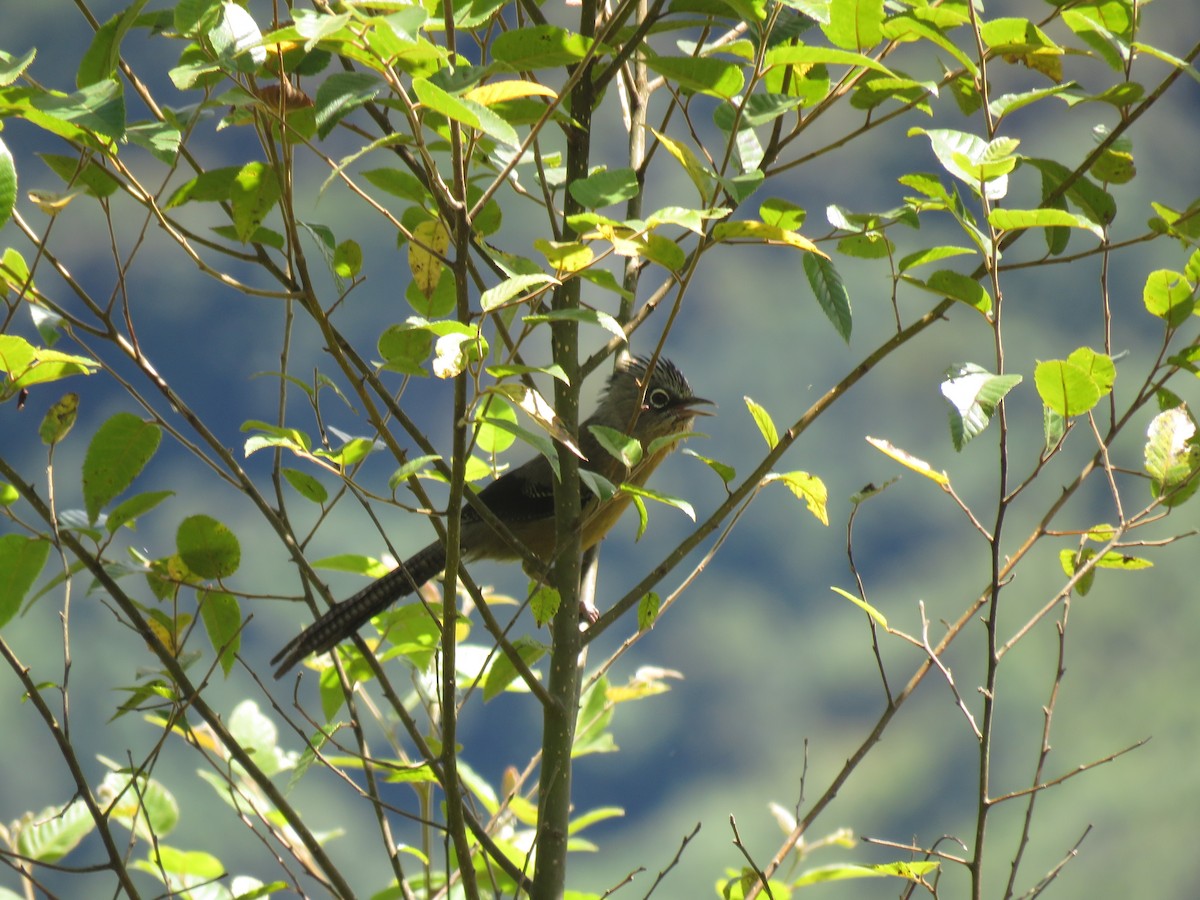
[165,166,241,208]
[1064,4,1131,70]
[230,161,282,242]
[640,233,686,272]
[881,13,977,74]
[241,419,312,455]
[199,589,241,675]
[212,223,285,249]
[78,1,150,87]
[1143,269,1194,326]
[149,847,223,881]
[897,245,974,272]
[736,93,804,127]
[388,454,442,491]
[1066,347,1115,395]
[0,335,98,392]
[315,436,376,468]
[531,583,561,627]
[987,83,1075,121]
[486,363,569,384]
[0,48,37,86]
[491,25,594,69]
[830,586,888,629]
[0,535,50,629]
[793,860,939,885]
[574,675,615,755]
[127,120,183,165]
[1145,406,1200,504]
[821,0,884,50]
[637,591,661,631]
[682,449,736,484]
[919,269,992,316]
[413,77,519,148]
[39,392,79,445]
[766,471,829,524]
[940,363,1023,450]
[837,232,892,259]
[476,396,518,454]
[378,323,433,376]
[579,469,618,505]
[803,253,852,341]
[1043,404,1065,451]
[989,207,1104,240]
[107,490,174,533]
[568,168,640,209]
[589,425,643,468]
[313,554,392,577]
[532,239,594,273]
[0,136,14,228]
[525,308,626,343]
[315,71,381,139]
[1060,547,1098,595]
[743,396,778,449]
[1131,41,1200,87]
[480,418,560,482]
[759,197,806,230]
[361,167,431,204]
[282,468,328,504]
[650,128,716,202]
[1089,134,1136,184]
[30,78,126,143]
[909,128,1009,200]
[333,239,361,278]
[1025,157,1116,226]
[226,699,290,778]
[1094,550,1152,570]
[82,413,161,523]
[979,16,1063,82]
[764,45,895,78]
[483,636,546,701]
[1034,360,1101,417]
[176,514,241,580]
[14,801,94,863]
[480,273,557,311]
[619,484,695,522]
[643,55,744,99]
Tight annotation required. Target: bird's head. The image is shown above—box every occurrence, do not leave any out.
[604,355,714,443]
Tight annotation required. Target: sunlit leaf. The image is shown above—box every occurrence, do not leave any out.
[743,396,778,448]
[1034,359,1101,417]
[831,586,888,629]
[940,363,1022,450]
[866,436,949,485]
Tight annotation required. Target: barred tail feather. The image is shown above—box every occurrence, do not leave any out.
[271,542,446,678]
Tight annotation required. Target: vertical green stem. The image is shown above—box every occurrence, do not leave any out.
[532,3,597,895]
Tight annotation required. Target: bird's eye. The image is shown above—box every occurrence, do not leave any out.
[647,387,672,409]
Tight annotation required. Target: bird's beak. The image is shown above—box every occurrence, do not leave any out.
[677,396,715,416]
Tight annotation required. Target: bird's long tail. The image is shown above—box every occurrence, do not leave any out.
[271,541,446,678]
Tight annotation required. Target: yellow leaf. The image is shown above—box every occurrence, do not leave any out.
[409,219,449,299]
[831,586,889,629]
[713,219,828,258]
[649,127,715,201]
[465,80,558,105]
[865,436,950,486]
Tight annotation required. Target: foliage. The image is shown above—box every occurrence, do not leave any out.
[1,0,1198,897]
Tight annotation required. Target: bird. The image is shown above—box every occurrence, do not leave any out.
[271,355,712,678]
